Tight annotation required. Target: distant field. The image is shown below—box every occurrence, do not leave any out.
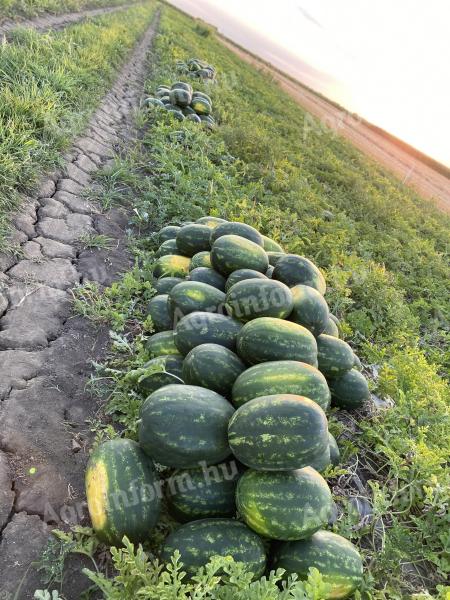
[0,0,131,21]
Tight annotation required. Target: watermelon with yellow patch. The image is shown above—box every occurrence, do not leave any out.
[85,438,161,545]
[154,254,190,278]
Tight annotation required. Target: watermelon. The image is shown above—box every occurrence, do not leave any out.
[267,252,285,266]
[155,239,179,257]
[174,312,242,355]
[210,221,263,246]
[143,97,165,109]
[317,334,355,376]
[266,265,274,277]
[196,216,227,228]
[137,355,184,394]
[139,385,234,468]
[236,467,332,540]
[176,224,211,257]
[187,113,201,124]
[182,106,196,116]
[192,91,212,104]
[171,81,193,93]
[154,255,190,278]
[228,394,329,471]
[160,519,266,579]
[85,439,160,545]
[329,432,340,465]
[160,96,171,105]
[200,115,216,129]
[166,107,185,121]
[165,460,241,522]
[329,369,370,410]
[236,317,318,367]
[188,267,226,292]
[189,251,211,270]
[156,87,170,98]
[273,254,326,295]
[309,444,331,473]
[147,330,180,357]
[290,284,330,336]
[226,279,293,322]
[148,294,173,332]
[353,353,362,370]
[191,98,211,115]
[159,225,180,243]
[211,235,269,276]
[225,269,268,292]
[262,235,284,253]
[323,317,339,338]
[330,314,340,326]
[170,88,192,108]
[154,277,184,294]
[232,360,330,411]
[182,343,245,397]
[169,281,225,320]
[272,531,363,599]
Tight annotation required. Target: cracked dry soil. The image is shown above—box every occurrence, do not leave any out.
[0,10,160,598]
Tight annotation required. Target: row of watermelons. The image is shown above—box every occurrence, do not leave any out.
[86,217,369,598]
[176,57,216,80]
[144,80,216,127]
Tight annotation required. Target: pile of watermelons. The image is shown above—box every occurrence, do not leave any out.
[144,81,216,128]
[86,218,370,598]
[176,57,216,80]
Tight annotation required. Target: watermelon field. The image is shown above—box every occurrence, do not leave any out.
[0,1,448,599]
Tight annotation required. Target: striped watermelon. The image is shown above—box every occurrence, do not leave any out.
[272,531,363,599]
[226,279,293,322]
[236,467,332,540]
[290,284,330,336]
[169,281,225,320]
[211,235,269,276]
[273,254,326,295]
[323,317,340,338]
[232,360,330,410]
[353,353,362,370]
[188,267,226,291]
[196,216,227,228]
[176,224,211,257]
[329,432,340,465]
[174,312,242,355]
[182,343,246,397]
[317,334,355,376]
[137,355,184,394]
[160,519,266,579]
[262,235,284,253]
[228,394,329,470]
[225,268,268,292]
[189,251,211,270]
[147,294,173,332]
[210,221,263,246]
[267,251,285,266]
[147,330,180,357]
[154,254,191,278]
[159,225,181,243]
[85,439,160,545]
[154,277,184,294]
[155,239,179,257]
[165,460,240,522]
[329,369,370,410]
[236,317,318,366]
[138,385,234,468]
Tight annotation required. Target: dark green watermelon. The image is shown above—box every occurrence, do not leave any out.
[328,432,340,465]
[196,216,227,228]
[182,343,245,397]
[225,269,268,292]
[174,312,242,355]
[155,239,179,257]
[323,317,340,337]
[226,279,293,322]
[317,334,355,376]
[211,235,269,276]
[160,519,266,579]
[147,330,180,357]
[236,467,332,540]
[148,294,173,332]
[210,221,263,246]
[159,225,180,243]
[228,394,329,471]
[262,235,284,253]
[290,284,329,336]
[189,251,211,270]
[176,224,211,257]
[329,369,370,410]
[154,277,184,294]
[169,281,225,320]
[138,355,184,394]
[188,267,226,291]
[267,251,285,266]
[273,254,326,295]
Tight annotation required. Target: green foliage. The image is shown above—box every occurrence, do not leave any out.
[0,0,136,20]
[83,539,332,599]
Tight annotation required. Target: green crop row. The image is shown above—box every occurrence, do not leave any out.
[0,0,136,21]
[0,1,156,250]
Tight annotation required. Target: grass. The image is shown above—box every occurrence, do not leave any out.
[0,0,135,22]
[0,0,157,250]
[63,4,449,599]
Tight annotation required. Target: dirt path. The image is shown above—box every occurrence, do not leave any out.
[0,2,141,36]
[220,38,450,213]
[0,9,159,598]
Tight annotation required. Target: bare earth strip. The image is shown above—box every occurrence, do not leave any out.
[220,38,450,213]
[0,9,160,598]
[0,2,141,36]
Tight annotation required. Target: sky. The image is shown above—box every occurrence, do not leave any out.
[168,0,450,166]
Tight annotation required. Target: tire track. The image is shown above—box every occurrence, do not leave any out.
[0,8,160,598]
